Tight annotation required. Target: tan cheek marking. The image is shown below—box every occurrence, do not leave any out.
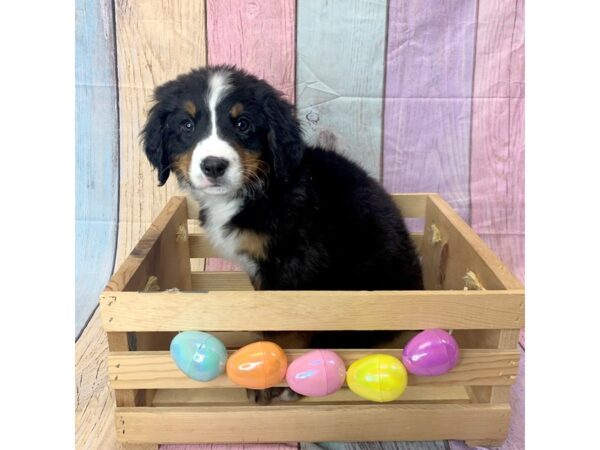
[235,145,269,180]
[230,103,244,118]
[184,101,196,116]
[237,230,269,261]
[172,151,193,182]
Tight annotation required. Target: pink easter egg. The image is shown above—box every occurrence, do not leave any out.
[286,349,346,397]
[402,329,460,376]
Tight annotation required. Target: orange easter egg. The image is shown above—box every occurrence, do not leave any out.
[226,341,288,389]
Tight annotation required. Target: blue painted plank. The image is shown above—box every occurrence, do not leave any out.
[296,0,388,179]
[75,0,119,338]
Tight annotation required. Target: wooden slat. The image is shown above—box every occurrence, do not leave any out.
[108,349,519,390]
[296,0,388,179]
[189,231,424,258]
[100,290,524,332]
[104,197,190,292]
[382,1,478,220]
[75,0,119,337]
[390,193,427,218]
[114,0,206,268]
[423,194,524,410]
[191,271,253,291]
[422,194,523,291]
[151,386,471,406]
[115,403,511,443]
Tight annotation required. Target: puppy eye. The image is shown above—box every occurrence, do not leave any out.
[179,119,195,133]
[235,118,251,133]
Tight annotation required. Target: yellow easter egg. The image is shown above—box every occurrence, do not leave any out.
[346,354,408,402]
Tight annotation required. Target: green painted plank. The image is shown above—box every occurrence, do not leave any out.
[296,0,388,179]
[75,0,119,337]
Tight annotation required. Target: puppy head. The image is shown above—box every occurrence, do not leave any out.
[141,66,304,197]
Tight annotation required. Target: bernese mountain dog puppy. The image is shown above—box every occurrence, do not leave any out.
[142,65,423,403]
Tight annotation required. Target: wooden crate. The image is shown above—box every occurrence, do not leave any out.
[99,194,524,448]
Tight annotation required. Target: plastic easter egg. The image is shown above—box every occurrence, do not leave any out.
[170,331,228,382]
[286,349,346,397]
[346,354,407,402]
[402,329,460,376]
[226,341,288,389]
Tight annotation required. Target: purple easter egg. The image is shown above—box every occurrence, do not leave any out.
[402,329,460,376]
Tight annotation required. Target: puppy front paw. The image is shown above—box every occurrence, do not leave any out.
[246,387,302,405]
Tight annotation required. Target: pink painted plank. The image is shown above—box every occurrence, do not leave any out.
[469,0,525,348]
[383,0,478,220]
[470,0,524,234]
[206,0,295,101]
[480,234,524,284]
[204,0,296,272]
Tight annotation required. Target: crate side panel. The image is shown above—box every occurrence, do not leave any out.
[100,291,524,332]
[108,349,519,390]
[116,404,511,443]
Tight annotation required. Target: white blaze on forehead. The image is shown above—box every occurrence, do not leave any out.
[207,71,232,136]
[189,70,243,193]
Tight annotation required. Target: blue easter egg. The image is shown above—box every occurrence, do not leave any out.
[170,331,228,381]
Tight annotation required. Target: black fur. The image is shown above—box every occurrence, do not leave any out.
[141,66,424,401]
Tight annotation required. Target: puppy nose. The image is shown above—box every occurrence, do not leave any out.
[200,157,229,178]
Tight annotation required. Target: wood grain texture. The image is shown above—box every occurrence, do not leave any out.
[153,386,471,406]
[108,349,519,390]
[469,0,525,352]
[116,403,511,443]
[206,0,296,100]
[100,290,524,332]
[451,347,525,450]
[469,0,524,269]
[296,0,388,179]
[421,195,523,291]
[77,309,159,449]
[75,309,120,449]
[191,271,253,291]
[474,0,524,258]
[204,0,296,272]
[114,0,206,267]
[105,197,190,292]
[75,0,119,337]
[382,0,478,220]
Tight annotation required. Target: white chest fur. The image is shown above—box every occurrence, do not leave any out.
[195,194,258,278]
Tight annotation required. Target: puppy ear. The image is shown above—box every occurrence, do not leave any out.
[264,94,305,182]
[141,103,171,186]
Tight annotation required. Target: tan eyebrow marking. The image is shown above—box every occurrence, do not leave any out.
[183,100,196,116]
[229,102,244,119]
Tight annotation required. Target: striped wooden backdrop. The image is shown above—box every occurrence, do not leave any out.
[75,0,525,447]
[76,0,524,332]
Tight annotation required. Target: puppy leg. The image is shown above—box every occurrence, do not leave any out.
[246,331,312,405]
[246,387,302,405]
